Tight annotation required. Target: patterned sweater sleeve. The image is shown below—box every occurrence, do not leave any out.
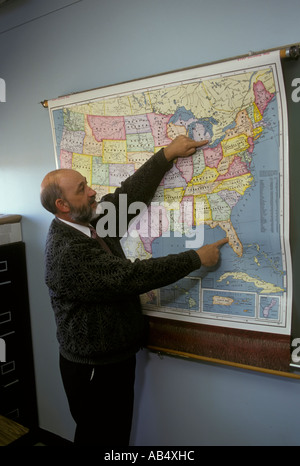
[97,148,173,237]
[49,238,201,302]
[46,150,202,302]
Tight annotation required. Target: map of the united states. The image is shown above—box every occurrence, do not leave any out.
[50,53,290,334]
[56,72,273,259]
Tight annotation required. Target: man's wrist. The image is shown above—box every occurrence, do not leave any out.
[163,146,175,162]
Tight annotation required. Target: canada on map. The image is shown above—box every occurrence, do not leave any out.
[49,53,291,333]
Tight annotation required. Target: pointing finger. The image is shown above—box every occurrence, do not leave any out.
[185,139,209,156]
[194,139,209,147]
[187,139,209,150]
[215,238,229,248]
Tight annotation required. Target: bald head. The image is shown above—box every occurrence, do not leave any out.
[40,168,98,225]
[40,169,72,214]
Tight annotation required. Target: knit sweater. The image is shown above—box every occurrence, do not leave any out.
[44,149,201,365]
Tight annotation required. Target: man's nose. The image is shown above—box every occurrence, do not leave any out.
[88,186,97,197]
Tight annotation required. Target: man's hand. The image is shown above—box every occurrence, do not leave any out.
[164,135,209,162]
[196,238,228,267]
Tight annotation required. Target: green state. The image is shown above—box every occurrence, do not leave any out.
[64,110,85,131]
[92,157,109,185]
[207,193,231,221]
[126,133,154,152]
[217,272,284,294]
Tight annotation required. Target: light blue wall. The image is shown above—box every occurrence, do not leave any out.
[0,0,299,445]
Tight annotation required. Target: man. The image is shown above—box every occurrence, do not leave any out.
[41,135,228,446]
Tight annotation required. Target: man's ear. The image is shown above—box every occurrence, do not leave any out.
[55,198,70,213]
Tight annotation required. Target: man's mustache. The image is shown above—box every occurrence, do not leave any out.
[89,197,97,206]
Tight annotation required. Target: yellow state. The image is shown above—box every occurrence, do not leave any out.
[102,139,127,163]
[214,173,253,196]
[253,102,262,122]
[127,151,153,169]
[253,126,263,138]
[164,187,184,209]
[221,134,249,157]
[167,122,187,139]
[72,153,93,185]
[83,135,103,156]
[189,166,219,186]
[194,195,212,223]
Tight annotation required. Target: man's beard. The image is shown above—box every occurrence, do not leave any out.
[68,200,98,224]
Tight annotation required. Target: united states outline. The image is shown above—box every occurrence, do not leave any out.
[58,80,274,258]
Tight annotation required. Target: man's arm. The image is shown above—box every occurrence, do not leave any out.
[49,237,227,302]
[163,135,208,161]
[98,136,208,236]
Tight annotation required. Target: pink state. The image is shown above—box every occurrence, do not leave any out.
[178,196,194,227]
[217,155,250,181]
[176,157,194,183]
[203,143,223,168]
[247,137,254,153]
[87,115,126,142]
[253,81,274,115]
[60,150,73,168]
[147,113,173,147]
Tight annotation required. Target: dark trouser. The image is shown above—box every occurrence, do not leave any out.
[59,354,136,446]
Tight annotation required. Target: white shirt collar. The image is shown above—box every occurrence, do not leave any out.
[58,218,92,237]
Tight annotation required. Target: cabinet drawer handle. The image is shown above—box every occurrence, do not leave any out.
[2,379,19,388]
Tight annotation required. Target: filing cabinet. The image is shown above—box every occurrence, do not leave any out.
[0,242,38,428]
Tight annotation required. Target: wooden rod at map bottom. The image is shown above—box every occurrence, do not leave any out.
[148,345,300,380]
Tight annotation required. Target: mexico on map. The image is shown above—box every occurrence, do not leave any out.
[48,51,292,335]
